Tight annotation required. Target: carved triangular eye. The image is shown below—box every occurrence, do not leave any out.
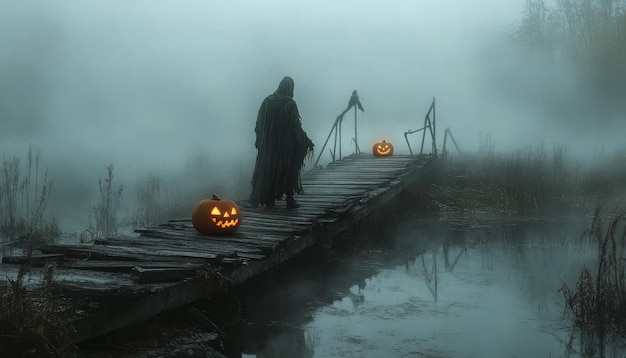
[231,207,238,215]
[211,207,221,216]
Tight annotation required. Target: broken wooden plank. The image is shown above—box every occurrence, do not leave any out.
[62,260,206,274]
[2,253,65,266]
[132,266,200,284]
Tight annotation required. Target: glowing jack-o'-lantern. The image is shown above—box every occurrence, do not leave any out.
[373,140,394,157]
[192,194,241,235]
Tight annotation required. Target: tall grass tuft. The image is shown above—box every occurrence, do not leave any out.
[86,164,123,240]
[561,208,626,332]
[467,144,573,214]
[0,238,76,356]
[0,148,59,240]
[0,277,77,356]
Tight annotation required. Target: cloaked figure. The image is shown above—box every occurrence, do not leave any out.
[249,76,314,209]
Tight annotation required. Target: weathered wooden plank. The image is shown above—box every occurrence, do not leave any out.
[252,206,333,216]
[326,165,424,172]
[138,226,299,247]
[40,243,229,262]
[98,237,269,258]
[103,230,277,251]
[311,169,408,176]
[300,183,388,188]
[40,244,186,261]
[307,170,400,177]
[303,187,366,194]
[2,253,65,266]
[164,213,315,226]
[237,217,311,229]
[129,230,283,255]
[319,161,415,167]
[137,223,281,244]
[62,260,206,273]
[135,226,290,252]
[132,266,199,284]
[240,210,318,222]
[302,174,397,183]
[301,178,390,183]
[330,154,420,161]
[50,267,138,293]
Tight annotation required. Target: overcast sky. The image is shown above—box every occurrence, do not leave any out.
[1,0,623,222]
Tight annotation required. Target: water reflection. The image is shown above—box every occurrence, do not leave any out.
[239,214,626,358]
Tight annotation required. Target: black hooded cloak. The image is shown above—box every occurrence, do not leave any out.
[250,76,313,206]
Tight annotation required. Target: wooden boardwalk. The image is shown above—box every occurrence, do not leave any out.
[2,153,435,343]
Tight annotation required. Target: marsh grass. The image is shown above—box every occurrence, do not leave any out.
[81,164,123,242]
[0,148,60,240]
[0,240,76,357]
[0,149,72,354]
[443,143,626,215]
[449,144,574,214]
[561,208,626,333]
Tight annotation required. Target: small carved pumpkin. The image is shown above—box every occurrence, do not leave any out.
[192,194,241,235]
[373,140,394,156]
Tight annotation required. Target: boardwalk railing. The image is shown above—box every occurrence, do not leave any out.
[313,114,343,168]
[316,96,453,165]
[404,97,437,156]
[314,91,365,167]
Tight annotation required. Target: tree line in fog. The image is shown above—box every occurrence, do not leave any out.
[515,0,626,105]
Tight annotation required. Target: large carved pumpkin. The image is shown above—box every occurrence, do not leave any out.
[373,140,394,157]
[192,194,241,235]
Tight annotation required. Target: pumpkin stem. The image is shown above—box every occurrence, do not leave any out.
[212,193,220,200]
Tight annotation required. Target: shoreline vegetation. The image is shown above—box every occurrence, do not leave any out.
[424,145,626,217]
[0,147,60,243]
[561,208,626,335]
[426,146,626,343]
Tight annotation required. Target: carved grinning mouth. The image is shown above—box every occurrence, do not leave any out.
[212,218,239,228]
[377,146,391,155]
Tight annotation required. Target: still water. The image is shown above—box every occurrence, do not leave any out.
[238,213,626,358]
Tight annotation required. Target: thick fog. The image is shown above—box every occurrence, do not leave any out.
[1,0,624,228]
